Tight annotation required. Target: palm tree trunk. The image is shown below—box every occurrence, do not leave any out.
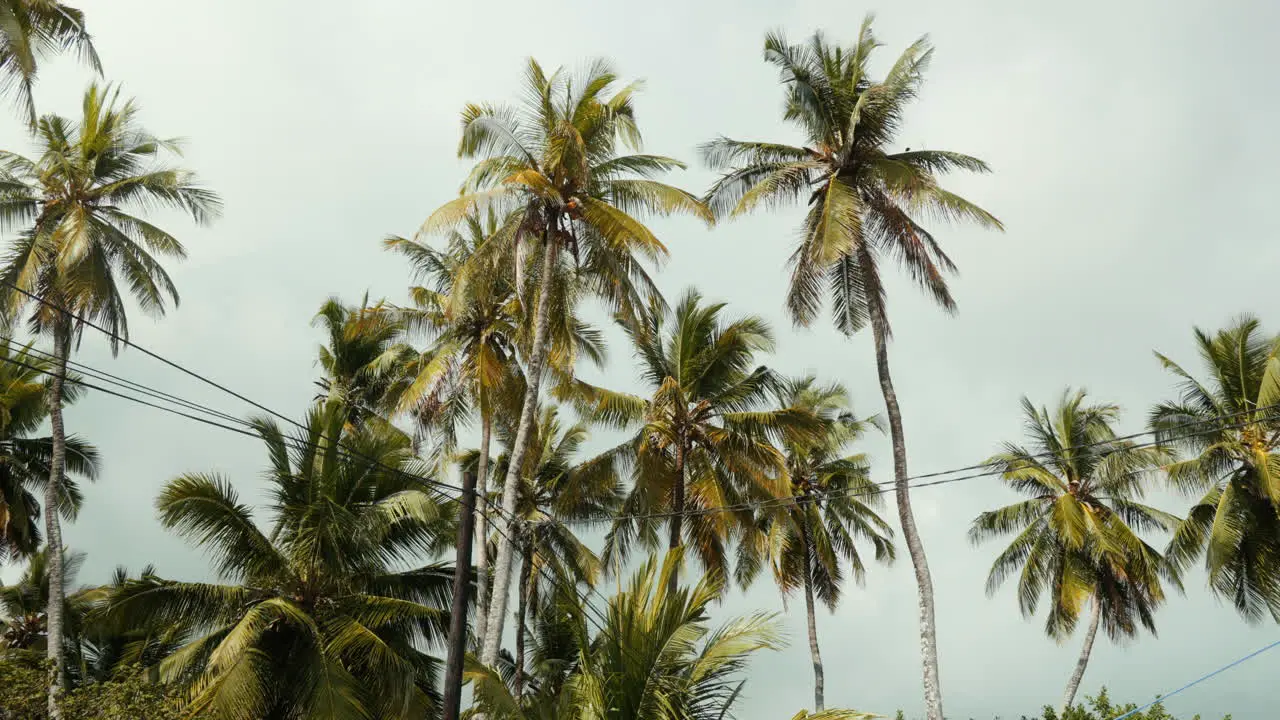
[474,409,492,648]
[864,286,944,720]
[1060,594,1102,714]
[514,543,533,697]
[799,517,825,711]
[481,233,557,667]
[666,440,686,594]
[44,322,69,720]
[443,470,478,720]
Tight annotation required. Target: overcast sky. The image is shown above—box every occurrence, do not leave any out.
[2,0,1278,718]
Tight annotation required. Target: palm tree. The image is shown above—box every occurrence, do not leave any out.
[743,375,894,711]
[422,58,710,666]
[476,404,620,696]
[312,294,417,428]
[385,209,605,646]
[560,289,813,591]
[699,20,1003,719]
[0,82,220,708]
[1150,316,1280,623]
[75,565,192,684]
[466,551,800,720]
[0,547,87,670]
[0,0,99,128]
[97,401,456,719]
[0,338,98,562]
[970,389,1181,712]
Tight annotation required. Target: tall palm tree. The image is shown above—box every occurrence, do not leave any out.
[560,289,813,591]
[312,294,417,428]
[476,404,620,696]
[699,20,1003,718]
[0,0,99,128]
[970,390,1181,712]
[387,212,519,649]
[97,401,456,720]
[466,551,803,720]
[423,58,710,666]
[0,83,219,710]
[386,210,605,647]
[742,375,894,711]
[1150,316,1280,623]
[0,338,98,562]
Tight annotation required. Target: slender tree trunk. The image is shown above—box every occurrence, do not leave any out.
[1060,595,1102,714]
[666,440,686,594]
[45,322,69,720]
[514,543,533,698]
[864,287,944,720]
[799,517,825,711]
[481,233,557,667]
[474,410,492,648]
[442,470,478,720]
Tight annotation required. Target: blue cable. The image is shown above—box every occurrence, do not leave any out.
[1112,637,1280,719]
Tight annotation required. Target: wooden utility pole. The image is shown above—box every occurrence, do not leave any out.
[442,470,477,720]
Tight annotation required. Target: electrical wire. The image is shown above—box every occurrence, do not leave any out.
[577,405,1280,526]
[0,280,495,509]
[0,334,493,511]
[1112,637,1280,720]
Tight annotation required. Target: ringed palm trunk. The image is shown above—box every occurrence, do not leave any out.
[481,233,557,667]
[1060,593,1102,714]
[667,440,686,593]
[474,408,492,647]
[514,542,533,697]
[799,513,825,711]
[44,321,70,719]
[863,266,944,720]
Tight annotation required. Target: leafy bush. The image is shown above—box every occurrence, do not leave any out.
[887,688,1233,720]
[1024,688,1232,720]
[0,658,193,720]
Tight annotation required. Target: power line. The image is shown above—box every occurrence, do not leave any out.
[0,280,494,508]
[1112,637,1280,720]
[0,333,490,513]
[578,405,1280,526]
[0,343,498,517]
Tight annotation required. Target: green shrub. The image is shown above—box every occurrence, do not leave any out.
[0,658,194,720]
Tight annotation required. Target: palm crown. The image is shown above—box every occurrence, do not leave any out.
[0,82,220,342]
[422,57,710,324]
[747,375,894,604]
[98,402,457,720]
[562,289,814,586]
[0,0,99,128]
[1150,316,1280,622]
[483,405,619,600]
[466,552,788,720]
[312,294,418,428]
[971,390,1180,640]
[386,210,605,453]
[701,19,1001,334]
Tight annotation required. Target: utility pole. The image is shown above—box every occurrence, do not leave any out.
[442,469,477,720]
